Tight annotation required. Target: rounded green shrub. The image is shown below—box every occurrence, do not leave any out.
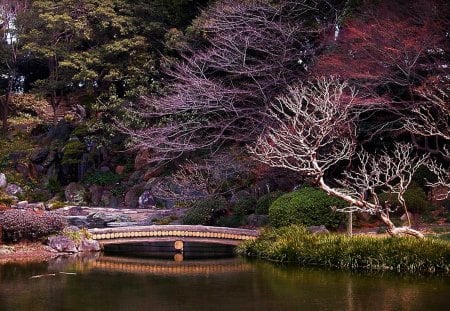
[269,186,346,229]
[0,210,67,242]
[256,191,284,215]
[182,196,228,225]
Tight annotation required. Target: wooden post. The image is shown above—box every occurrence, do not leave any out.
[347,212,353,236]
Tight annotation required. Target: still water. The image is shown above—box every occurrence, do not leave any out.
[0,254,449,311]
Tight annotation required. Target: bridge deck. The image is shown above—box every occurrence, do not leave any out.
[89,225,260,246]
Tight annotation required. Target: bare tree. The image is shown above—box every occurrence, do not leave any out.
[249,77,426,238]
[125,0,339,162]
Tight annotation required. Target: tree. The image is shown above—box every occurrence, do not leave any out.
[313,0,450,147]
[249,77,427,238]
[0,0,28,133]
[125,0,340,162]
[18,0,155,124]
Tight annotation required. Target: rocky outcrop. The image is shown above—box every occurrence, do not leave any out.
[46,227,100,253]
[65,182,86,205]
[307,225,330,235]
[5,183,23,196]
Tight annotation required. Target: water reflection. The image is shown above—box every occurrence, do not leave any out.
[0,255,449,311]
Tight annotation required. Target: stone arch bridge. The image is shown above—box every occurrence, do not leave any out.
[89,225,260,248]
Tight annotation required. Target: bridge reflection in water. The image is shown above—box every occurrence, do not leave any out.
[84,256,255,276]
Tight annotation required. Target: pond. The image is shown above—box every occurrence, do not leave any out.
[0,254,449,311]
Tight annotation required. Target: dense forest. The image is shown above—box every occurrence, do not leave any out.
[0,0,449,236]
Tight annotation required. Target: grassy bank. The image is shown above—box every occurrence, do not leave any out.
[237,225,450,274]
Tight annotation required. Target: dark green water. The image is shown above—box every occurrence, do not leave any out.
[0,254,449,311]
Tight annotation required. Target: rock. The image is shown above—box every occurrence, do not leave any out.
[16,201,28,209]
[30,148,49,163]
[115,165,125,175]
[46,236,78,253]
[89,185,103,206]
[124,189,139,209]
[65,183,86,205]
[27,202,46,210]
[307,225,329,235]
[15,163,29,178]
[246,214,269,227]
[46,120,72,141]
[0,173,6,188]
[138,191,155,209]
[67,206,89,216]
[86,212,115,228]
[66,216,89,228]
[100,166,110,173]
[5,183,23,196]
[78,239,100,252]
[100,190,114,207]
[8,151,27,161]
[135,148,151,170]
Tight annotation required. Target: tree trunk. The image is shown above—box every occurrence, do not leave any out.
[318,177,424,239]
[379,212,424,238]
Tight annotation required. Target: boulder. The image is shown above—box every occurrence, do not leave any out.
[0,173,6,188]
[66,216,90,228]
[138,191,156,209]
[65,183,86,205]
[67,206,89,216]
[46,120,72,141]
[46,236,78,253]
[89,185,103,206]
[124,189,139,209]
[15,163,29,178]
[30,148,49,163]
[78,239,100,252]
[16,201,28,209]
[27,202,46,210]
[100,190,113,207]
[307,225,330,235]
[5,183,23,196]
[86,212,115,228]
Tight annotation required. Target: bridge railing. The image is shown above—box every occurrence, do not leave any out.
[89,225,259,243]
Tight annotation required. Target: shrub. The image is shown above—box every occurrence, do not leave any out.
[0,210,67,243]
[256,191,284,215]
[232,194,257,216]
[28,189,51,203]
[83,171,121,186]
[269,187,346,229]
[182,196,228,225]
[237,225,450,274]
[378,183,430,213]
[216,215,245,228]
[0,191,14,206]
[62,140,85,165]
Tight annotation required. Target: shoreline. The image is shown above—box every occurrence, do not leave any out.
[0,242,59,265]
